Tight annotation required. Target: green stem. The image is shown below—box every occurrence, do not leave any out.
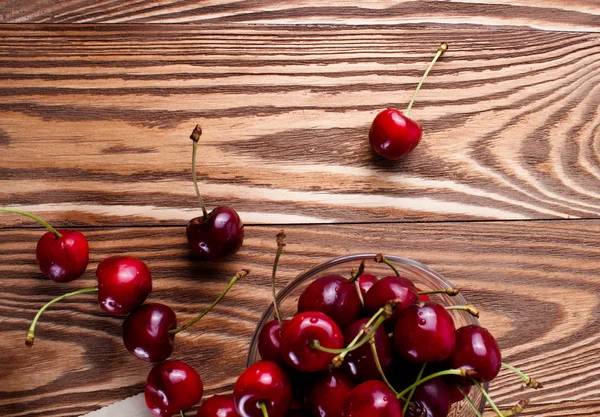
[418,288,459,296]
[190,125,208,218]
[445,304,479,318]
[405,42,448,117]
[312,315,386,356]
[349,260,366,282]
[26,286,98,347]
[474,379,503,417]
[169,269,248,335]
[396,369,473,399]
[370,337,398,396]
[259,402,269,417]
[180,411,186,417]
[374,254,399,276]
[458,387,483,417]
[272,231,285,328]
[402,363,426,414]
[0,208,62,238]
[502,362,543,389]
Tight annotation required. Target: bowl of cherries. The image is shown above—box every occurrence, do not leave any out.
[238,234,541,417]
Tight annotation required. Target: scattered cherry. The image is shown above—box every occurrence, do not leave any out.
[297,274,362,329]
[449,325,502,384]
[197,395,239,417]
[280,311,344,372]
[369,43,447,160]
[186,125,244,260]
[393,302,456,363]
[145,360,204,417]
[122,269,248,362]
[0,208,89,282]
[233,360,292,417]
[96,255,152,315]
[305,369,355,417]
[342,380,403,417]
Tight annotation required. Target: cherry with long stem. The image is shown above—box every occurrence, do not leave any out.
[169,269,248,335]
[502,362,543,389]
[26,286,98,347]
[404,43,448,117]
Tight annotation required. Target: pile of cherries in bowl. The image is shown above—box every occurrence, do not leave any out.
[232,236,541,417]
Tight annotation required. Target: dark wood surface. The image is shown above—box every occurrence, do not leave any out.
[1,1,599,416]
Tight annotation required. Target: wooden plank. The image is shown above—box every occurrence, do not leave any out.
[0,0,598,32]
[1,25,600,226]
[1,220,599,416]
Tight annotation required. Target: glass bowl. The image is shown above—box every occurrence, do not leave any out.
[247,254,487,416]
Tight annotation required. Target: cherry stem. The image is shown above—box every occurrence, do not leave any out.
[503,399,530,416]
[26,286,98,347]
[418,288,459,296]
[458,387,483,417]
[0,208,62,238]
[369,337,399,396]
[169,269,249,335]
[396,368,476,400]
[473,379,503,417]
[180,411,186,417]
[349,260,366,283]
[374,254,399,276]
[272,230,286,329]
[445,304,479,318]
[259,402,269,417]
[402,363,426,414]
[404,42,448,117]
[190,125,208,218]
[502,362,543,389]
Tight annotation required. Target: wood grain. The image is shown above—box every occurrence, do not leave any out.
[1,220,599,416]
[0,0,599,32]
[1,25,600,226]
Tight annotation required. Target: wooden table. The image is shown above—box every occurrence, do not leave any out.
[1,1,599,416]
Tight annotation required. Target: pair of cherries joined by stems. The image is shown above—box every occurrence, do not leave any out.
[225,234,542,417]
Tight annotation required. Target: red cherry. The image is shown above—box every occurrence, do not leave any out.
[404,378,450,417]
[368,43,447,161]
[35,230,89,282]
[343,318,394,382]
[233,361,292,417]
[305,370,355,417]
[298,274,362,328]
[258,319,289,364]
[145,360,204,417]
[197,395,239,417]
[186,125,243,260]
[343,380,403,417]
[369,109,422,160]
[96,255,152,315]
[449,325,502,384]
[186,206,244,260]
[280,312,344,372]
[357,273,378,298]
[122,303,177,362]
[363,276,418,329]
[393,302,456,363]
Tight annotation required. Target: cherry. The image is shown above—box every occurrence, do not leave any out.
[197,395,239,417]
[122,269,247,362]
[280,311,344,372]
[186,125,244,260]
[363,276,418,329]
[447,384,470,404]
[342,380,403,417]
[258,319,288,364]
[357,273,378,299]
[297,274,362,329]
[369,43,447,160]
[233,360,292,417]
[343,318,394,382]
[404,378,450,417]
[96,255,152,315]
[393,302,456,363]
[145,360,204,417]
[0,208,89,282]
[305,369,355,417]
[25,255,152,347]
[449,325,502,384]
